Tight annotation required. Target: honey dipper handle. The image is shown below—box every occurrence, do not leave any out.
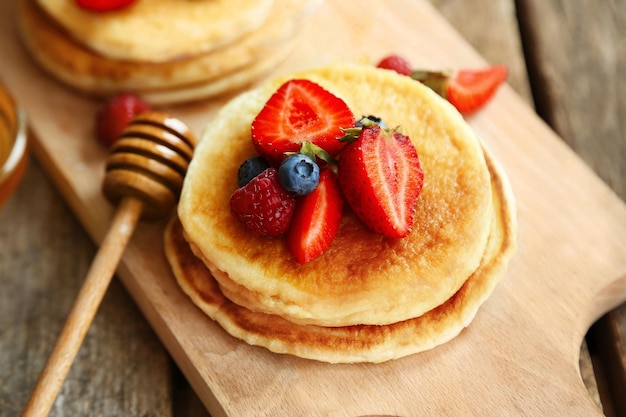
[21,197,144,417]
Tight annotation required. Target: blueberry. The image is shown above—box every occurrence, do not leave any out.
[356,114,388,129]
[278,154,320,196]
[237,156,270,187]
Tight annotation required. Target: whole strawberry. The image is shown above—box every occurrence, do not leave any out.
[95,92,151,147]
[338,125,423,238]
[376,54,413,76]
[230,168,296,237]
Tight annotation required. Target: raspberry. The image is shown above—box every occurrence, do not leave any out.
[95,92,151,147]
[229,168,296,237]
[376,54,413,76]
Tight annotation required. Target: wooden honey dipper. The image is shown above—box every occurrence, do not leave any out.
[21,111,196,417]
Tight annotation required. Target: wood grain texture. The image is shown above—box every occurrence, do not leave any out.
[0,161,173,417]
[428,0,532,102]
[517,0,626,415]
[21,197,143,417]
[518,0,626,196]
[428,0,603,411]
[1,0,625,415]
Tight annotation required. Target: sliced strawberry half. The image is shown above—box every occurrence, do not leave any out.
[338,125,423,238]
[445,65,508,114]
[412,65,508,114]
[251,79,355,165]
[287,169,344,264]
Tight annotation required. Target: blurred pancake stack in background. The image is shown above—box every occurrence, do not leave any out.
[17,0,322,105]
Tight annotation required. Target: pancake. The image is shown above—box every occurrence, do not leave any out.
[135,47,300,105]
[36,0,275,63]
[165,143,517,363]
[17,0,321,104]
[178,64,497,327]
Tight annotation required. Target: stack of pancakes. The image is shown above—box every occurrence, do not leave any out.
[17,0,322,104]
[166,64,517,363]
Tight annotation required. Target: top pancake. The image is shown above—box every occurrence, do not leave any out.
[36,0,275,62]
[178,64,494,327]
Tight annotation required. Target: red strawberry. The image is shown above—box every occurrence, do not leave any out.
[230,168,296,237]
[96,93,151,147]
[76,0,137,12]
[338,125,423,238]
[251,79,355,165]
[411,65,508,114]
[376,54,412,76]
[445,65,508,114]
[375,54,508,114]
[288,169,343,264]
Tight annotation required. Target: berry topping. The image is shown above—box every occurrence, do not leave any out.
[338,125,423,238]
[76,0,137,12]
[237,156,270,187]
[444,65,508,114]
[229,168,295,237]
[376,54,413,76]
[278,154,320,196]
[251,79,355,165]
[375,54,508,114]
[288,169,344,264]
[96,92,151,147]
[411,65,508,114]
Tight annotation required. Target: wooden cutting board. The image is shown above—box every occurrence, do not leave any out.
[3,0,626,415]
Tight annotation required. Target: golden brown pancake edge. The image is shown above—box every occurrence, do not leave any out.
[178,64,496,326]
[164,143,517,363]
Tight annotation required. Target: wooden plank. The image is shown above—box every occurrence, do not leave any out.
[426,0,602,410]
[3,0,626,415]
[0,161,174,416]
[516,1,626,415]
[427,0,532,102]
[517,0,626,196]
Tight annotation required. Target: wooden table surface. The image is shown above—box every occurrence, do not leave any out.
[1,0,624,416]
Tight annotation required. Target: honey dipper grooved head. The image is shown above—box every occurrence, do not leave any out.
[102,111,196,220]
